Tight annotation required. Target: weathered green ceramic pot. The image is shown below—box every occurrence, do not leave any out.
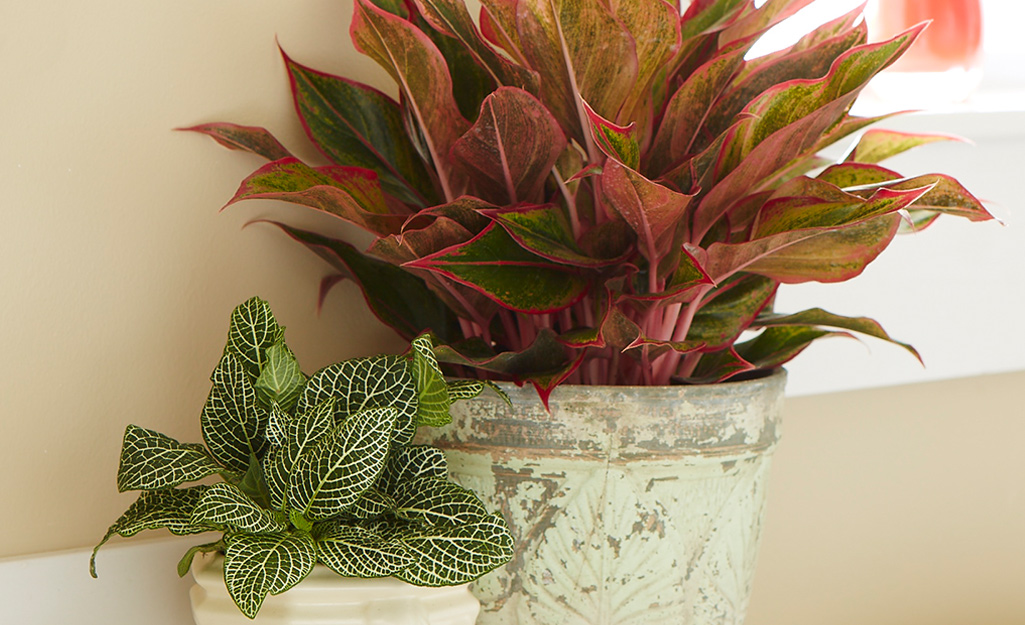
[416,370,785,625]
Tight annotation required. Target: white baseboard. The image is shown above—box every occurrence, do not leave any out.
[0,536,196,624]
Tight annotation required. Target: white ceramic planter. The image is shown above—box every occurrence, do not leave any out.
[189,553,480,625]
[416,370,786,625]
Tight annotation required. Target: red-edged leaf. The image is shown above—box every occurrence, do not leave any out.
[608,0,681,131]
[715,213,902,284]
[680,346,754,384]
[703,20,867,143]
[411,0,539,93]
[734,326,837,371]
[433,328,573,379]
[718,0,817,46]
[816,162,902,188]
[736,2,867,81]
[686,274,777,349]
[181,123,291,161]
[515,0,639,146]
[751,307,921,362]
[751,178,930,237]
[451,87,566,205]
[600,159,694,270]
[691,26,926,239]
[257,221,463,343]
[647,48,745,177]
[479,0,527,62]
[351,0,469,200]
[485,203,622,267]
[529,350,586,411]
[583,101,640,170]
[846,128,962,164]
[283,50,435,206]
[369,216,475,265]
[897,174,993,222]
[405,223,590,313]
[226,158,407,236]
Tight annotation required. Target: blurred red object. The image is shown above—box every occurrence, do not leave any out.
[873,0,982,71]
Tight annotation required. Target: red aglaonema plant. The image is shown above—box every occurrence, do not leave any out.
[188,0,992,403]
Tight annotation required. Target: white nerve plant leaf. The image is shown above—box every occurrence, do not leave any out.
[315,522,413,578]
[116,425,222,492]
[394,514,516,586]
[224,532,317,619]
[225,296,283,380]
[190,483,289,534]
[202,351,268,474]
[255,341,305,412]
[394,477,491,527]
[93,297,514,619]
[297,356,419,445]
[410,335,452,427]
[91,486,213,577]
[287,406,398,520]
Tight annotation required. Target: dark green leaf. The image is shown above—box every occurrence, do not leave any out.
[116,425,221,492]
[223,532,317,619]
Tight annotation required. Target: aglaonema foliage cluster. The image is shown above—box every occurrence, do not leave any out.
[91,297,514,619]
[188,0,993,404]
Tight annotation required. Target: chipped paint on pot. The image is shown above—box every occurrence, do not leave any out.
[416,370,786,625]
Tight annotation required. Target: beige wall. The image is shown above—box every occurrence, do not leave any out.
[748,371,1025,625]
[1,0,406,558]
[3,3,1023,622]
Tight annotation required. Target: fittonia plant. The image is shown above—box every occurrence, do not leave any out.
[188,0,993,403]
[91,297,513,619]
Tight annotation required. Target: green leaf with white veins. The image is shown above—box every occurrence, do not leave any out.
[225,297,283,381]
[116,425,222,492]
[91,486,212,577]
[264,399,337,509]
[298,355,418,445]
[394,513,515,586]
[395,477,490,526]
[315,523,413,578]
[224,532,317,619]
[377,445,449,495]
[255,341,305,412]
[191,483,288,534]
[288,407,398,520]
[410,335,451,427]
[202,352,268,474]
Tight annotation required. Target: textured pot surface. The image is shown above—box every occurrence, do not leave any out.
[189,553,480,625]
[416,370,786,625]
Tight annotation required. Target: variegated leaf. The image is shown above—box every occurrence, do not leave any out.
[265,404,291,448]
[378,445,449,496]
[315,523,413,578]
[90,486,212,577]
[223,532,317,619]
[191,483,288,535]
[202,351,267,474]
[410,335,452,427]
[395,477,490,527]
[116,425,221,492]
[288,407,398,520]
[846,128,959,164]
[283,50,436,206]
[262,444,289,511]
[181,122,292,161]
[346,487,396,519]
[255,341,306,413]
[298,355,418,446]
[751,307,921,361]
[352,0,469,200]
[286,398,337,468]
[393,513,514,586]
[225,297,283,381]
[445,379,486,401]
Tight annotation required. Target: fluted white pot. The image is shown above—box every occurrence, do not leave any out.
[189,553,481,625]
[416,370,786,625]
